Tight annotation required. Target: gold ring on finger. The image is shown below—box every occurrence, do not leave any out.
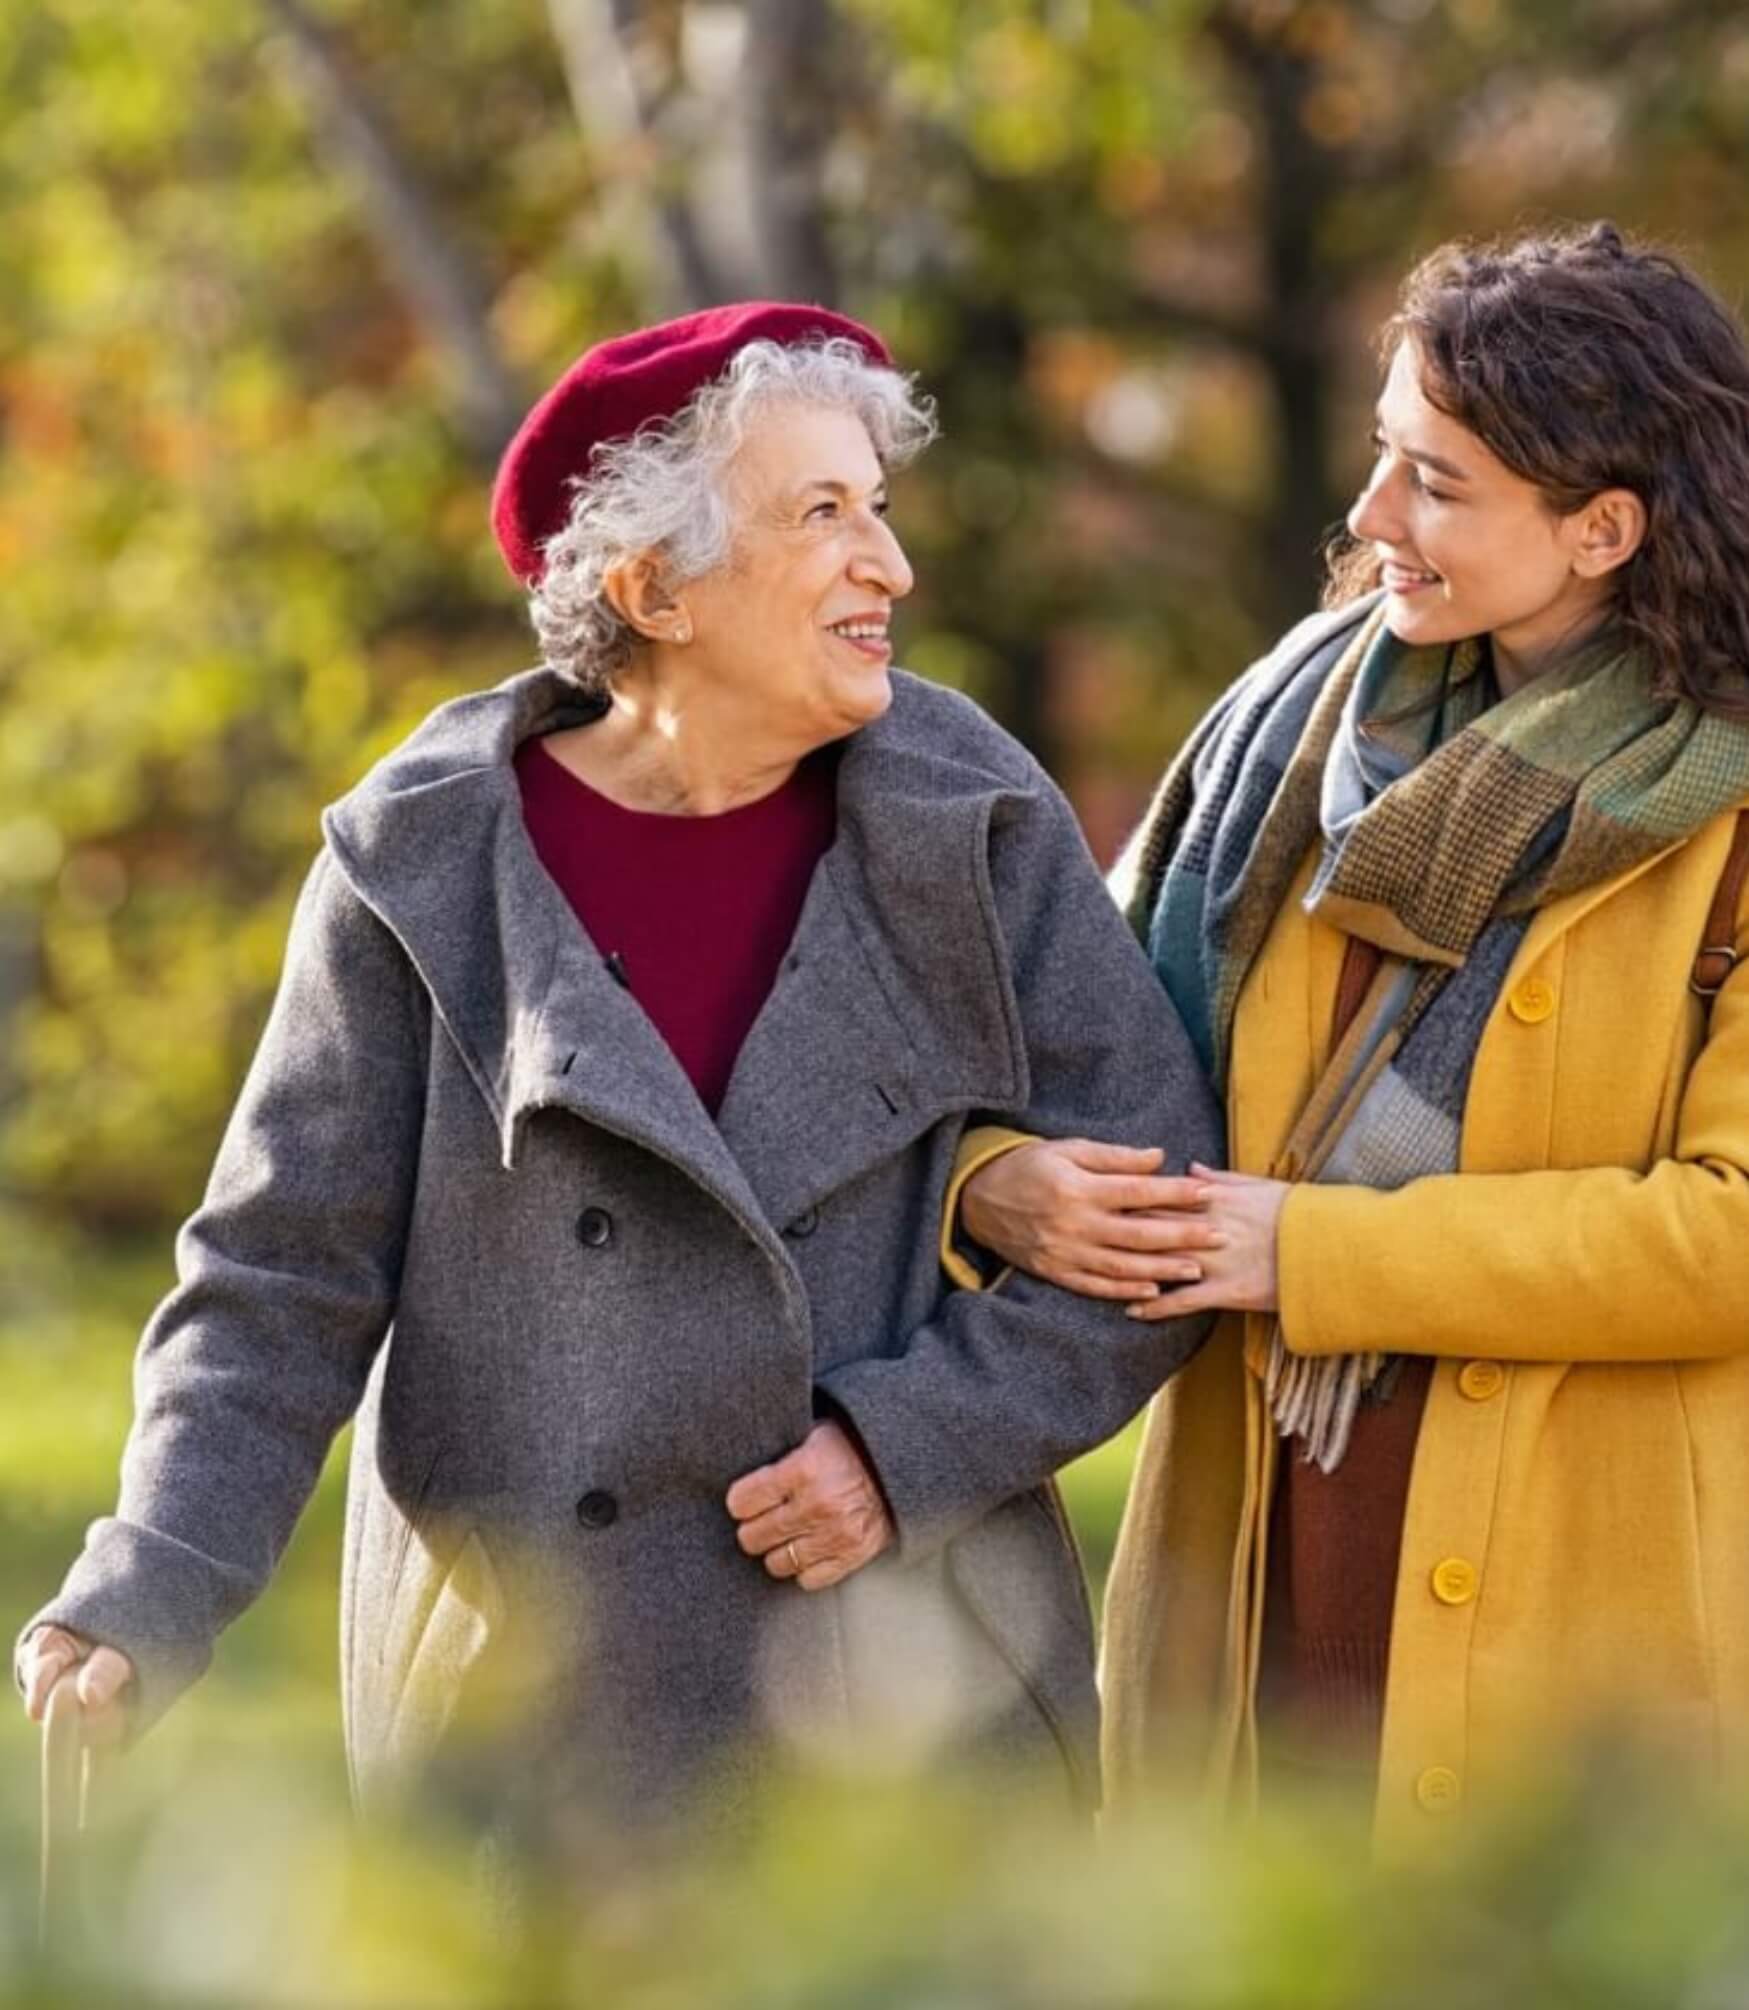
[786,1539,802,1575]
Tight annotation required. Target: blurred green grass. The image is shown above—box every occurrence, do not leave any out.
[10,1215,1749,2008]
[0,1214,1163,2005]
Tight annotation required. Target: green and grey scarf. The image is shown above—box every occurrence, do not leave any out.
[1116,593,1749,1470]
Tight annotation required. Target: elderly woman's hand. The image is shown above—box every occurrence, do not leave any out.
[961,1138,1226,1299]
[18,1626,135,1746]
[726,1420,894,1591]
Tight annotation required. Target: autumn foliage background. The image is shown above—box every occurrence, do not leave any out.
[5,2,1749,2000]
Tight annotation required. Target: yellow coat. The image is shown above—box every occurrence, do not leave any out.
[1094,801,1749,1848]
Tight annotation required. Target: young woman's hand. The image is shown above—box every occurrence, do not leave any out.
[959,1138,1228,1300]
[1124,1164,1288,1323]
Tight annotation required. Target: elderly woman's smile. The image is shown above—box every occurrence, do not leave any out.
[826,615,892,657]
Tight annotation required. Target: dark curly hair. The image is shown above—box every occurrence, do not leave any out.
[1326,221,1749,719]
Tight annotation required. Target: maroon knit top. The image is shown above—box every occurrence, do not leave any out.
[514,737,838,1114]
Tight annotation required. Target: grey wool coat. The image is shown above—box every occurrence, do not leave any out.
[24,666,1219,1839]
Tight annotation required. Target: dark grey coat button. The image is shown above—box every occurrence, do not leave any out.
[576,1207,613,1248]
[575,1489,618,1529]
[783,1206,820,1240]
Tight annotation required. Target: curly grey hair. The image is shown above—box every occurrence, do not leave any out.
[528,336,938,694]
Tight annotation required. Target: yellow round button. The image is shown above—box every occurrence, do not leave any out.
[1509,977,1556,1023]
[1431,1557,1479,1606]
[1457,1360,1505,1401]
[1415,1765,1462,1813]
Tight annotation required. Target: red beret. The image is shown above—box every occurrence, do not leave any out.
[491,301,894,584]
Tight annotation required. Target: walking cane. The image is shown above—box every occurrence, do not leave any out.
[38,1669,88,1951]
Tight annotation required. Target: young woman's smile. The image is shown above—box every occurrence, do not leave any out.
[1347,341,1633,688]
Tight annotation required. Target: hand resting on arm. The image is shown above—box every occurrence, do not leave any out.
[962,1144,1288,1322]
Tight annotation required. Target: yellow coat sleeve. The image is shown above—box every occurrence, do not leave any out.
[939,1125,1035,1291]
[1278,933,1749,1365]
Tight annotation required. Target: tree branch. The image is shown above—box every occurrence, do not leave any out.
[261,0,524,458]
[1356,0,1745,188]
[1566,0,1743,71]
[592,0,737,308]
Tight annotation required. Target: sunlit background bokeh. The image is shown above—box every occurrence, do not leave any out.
[6,1,1749,1999]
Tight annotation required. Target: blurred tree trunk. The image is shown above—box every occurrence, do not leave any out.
[0,912,34,1118]
[922,291,1058,762]
[742,0,844,304]
[1207,2,1349,634]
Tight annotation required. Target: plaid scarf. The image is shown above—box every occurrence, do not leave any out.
[1115,594,1749,1470]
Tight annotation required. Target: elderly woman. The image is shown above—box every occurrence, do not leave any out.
[17,304,1216,1851]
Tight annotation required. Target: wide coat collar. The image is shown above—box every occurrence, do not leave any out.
[322,667,1030,1247]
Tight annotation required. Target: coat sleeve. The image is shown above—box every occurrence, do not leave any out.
[816,776,1222,1560]
[1277,893,1749,1365]
[15,849,427,1732]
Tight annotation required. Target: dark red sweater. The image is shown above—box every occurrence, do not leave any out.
[1256,936,1428,1791]
[514,737,838,1114]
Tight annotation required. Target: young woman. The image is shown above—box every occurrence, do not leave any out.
[953,223,1749,1845]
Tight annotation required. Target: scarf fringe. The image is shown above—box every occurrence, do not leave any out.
[1263,1331,1387,1474]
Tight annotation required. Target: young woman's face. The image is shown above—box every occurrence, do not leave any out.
[1346,342,1617,676]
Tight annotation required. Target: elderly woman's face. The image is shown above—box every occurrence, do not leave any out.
[680,402,914,740]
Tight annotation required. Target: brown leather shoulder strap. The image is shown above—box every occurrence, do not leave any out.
[1332,935,1383,1047]
[1692,808,1749,1010]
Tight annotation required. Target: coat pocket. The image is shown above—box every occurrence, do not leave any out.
[943,1486,1101,1809]
[377,1528,507,1785]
